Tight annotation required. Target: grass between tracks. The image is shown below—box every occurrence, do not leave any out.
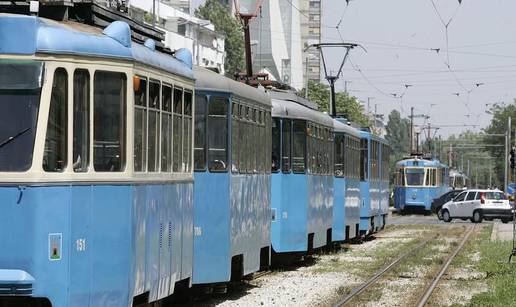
[458,224,516,307]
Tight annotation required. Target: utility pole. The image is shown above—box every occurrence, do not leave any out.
[152,0,156,27]
[367,97,374,118]
[505,117,511,193]
[304,56,309,99]
[344,81,351,94]
[410,107,414,153]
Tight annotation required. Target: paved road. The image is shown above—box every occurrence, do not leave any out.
[388,210,494,226]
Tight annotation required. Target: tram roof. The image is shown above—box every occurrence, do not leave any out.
[396,158,445,168]
[193,66,270,107]
[449,169,468,178]
[359,129,389,145]
[0,14,193,79]
[333,118,361,138]
[270,97,334,127]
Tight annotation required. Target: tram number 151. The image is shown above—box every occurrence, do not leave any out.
[76,238,86,252]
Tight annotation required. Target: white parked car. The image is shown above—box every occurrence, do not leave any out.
[440,189,513,223]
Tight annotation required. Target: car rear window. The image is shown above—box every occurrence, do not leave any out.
[485,192,507,200]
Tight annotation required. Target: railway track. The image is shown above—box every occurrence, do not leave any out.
[333,225,475,307]
[416,225,475,306]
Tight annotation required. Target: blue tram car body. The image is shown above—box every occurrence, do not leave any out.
[394,158,450,212]
[0,15,195,306]
[270,92,334,252]
[359,130,390,234]
[192,67,272,284]
[332,119,362,241]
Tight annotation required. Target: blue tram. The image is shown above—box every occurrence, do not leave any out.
[192,67,271,284]
[359,130,390,234]
[270,92,334,253]
[0,16,195,307]
[394,158,450,213]
[332,119,362,241]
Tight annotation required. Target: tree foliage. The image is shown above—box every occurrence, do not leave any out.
[195,0,245,76]
[482,102,516,187]
[300,81,370,127]
[385,110,410,184]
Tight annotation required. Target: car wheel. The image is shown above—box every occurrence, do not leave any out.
[437,209,443,220]
[502,218,510,224]
[442,210,451,223]
[472,210,483,223]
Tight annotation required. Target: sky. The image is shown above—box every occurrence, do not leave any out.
[321,0,516,137]
[191,0,516,137]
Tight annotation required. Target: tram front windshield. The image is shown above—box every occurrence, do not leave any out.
[405,168,425,186]
[0,60,43,172]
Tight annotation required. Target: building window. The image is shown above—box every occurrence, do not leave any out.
[93,71,126,172]
[43,68,68,172]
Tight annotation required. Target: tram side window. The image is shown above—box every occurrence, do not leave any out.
[73,69,90,173]
[360,139,368,181]
[282,119,291,173]
[272,118,281,172]
[252,109,258,173]
[134,77,147,172]
[208,96,228,172]
[173,87,183,172]
[231,102,239,173]
[147,80,160,172]
[43,68,68,172]
[93,71,126,172]
[292,120,306,173]
[238,105,245,173]
[194,94,207,171]
[184,91,193,172]
[161,84,173,172]
[334,134,344,177]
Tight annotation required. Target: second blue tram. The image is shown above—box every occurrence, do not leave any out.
[332,119,362,241]
[394,158,450,213]
[270,92,334,253]
[193,67,272,284]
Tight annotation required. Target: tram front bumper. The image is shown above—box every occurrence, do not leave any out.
[0,269,34,296]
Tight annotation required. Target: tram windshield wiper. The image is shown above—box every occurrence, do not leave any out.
[0,127,31,149]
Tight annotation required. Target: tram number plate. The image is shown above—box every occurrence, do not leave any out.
[76,238,86,252]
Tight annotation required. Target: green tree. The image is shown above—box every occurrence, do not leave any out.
[195,0,245,76]
[385,110,410,185]
[482,102,516,187]
[300,81,370,127]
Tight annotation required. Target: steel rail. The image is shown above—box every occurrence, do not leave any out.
[416,225,475,307]
[333,235,437,307]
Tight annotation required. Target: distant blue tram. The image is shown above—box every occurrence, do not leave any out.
[359,130,391,234]
[332,118,362,241]
[193,67,272,284]
[394,158,450,213]
[270,92,334,253]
